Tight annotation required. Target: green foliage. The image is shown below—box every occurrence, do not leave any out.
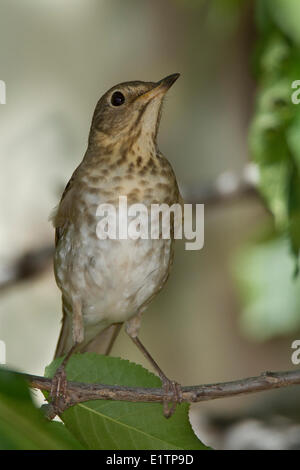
[0,368,83,449]
[45,353,208,450]
[234,235,300,340]
[250,0,300,269]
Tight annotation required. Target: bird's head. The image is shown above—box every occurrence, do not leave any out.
[88,73,180,152]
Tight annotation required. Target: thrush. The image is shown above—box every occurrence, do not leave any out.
[51,73,182,418]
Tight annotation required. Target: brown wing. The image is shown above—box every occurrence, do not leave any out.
[54,296,74,358]
[53,166,122,358]
[52,172,77,247]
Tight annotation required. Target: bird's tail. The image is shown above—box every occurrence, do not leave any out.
[54,297,122,359]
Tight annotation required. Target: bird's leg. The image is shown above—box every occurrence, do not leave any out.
[130,336,182,418]
[125,315,182,418]
[50,343,77,401]
[50,299,84,415]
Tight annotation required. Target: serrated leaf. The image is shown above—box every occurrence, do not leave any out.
[45,353,208,450]
[0,368,84,449]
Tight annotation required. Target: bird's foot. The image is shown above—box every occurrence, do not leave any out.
[161,377,182,418]
[49,364,69,417]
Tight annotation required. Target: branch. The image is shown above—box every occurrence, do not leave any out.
[20,368,300,414]
[0,245,53,291]
[183,164,262,207]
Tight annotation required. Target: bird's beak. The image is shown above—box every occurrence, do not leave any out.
[155,73,180,90]
[139,73,180,103]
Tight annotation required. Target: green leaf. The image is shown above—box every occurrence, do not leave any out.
[266,0,300,46]
[45,353,208,450]
[250,3,300,265]
[233,236,300,340]
[0,368,84,449]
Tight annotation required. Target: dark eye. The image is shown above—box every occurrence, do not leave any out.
[111,91,125,106]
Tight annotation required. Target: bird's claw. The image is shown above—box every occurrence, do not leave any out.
[161,378,182,418]
[49,365,68,417]
[50,364,67,398]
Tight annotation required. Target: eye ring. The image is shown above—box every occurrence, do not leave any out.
[111,91,125,107]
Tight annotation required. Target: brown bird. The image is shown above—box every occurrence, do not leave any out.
[51,73,182,417]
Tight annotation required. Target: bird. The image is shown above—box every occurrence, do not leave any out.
[51,73,182,418]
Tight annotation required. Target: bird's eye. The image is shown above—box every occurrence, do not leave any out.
[111,91,125,106]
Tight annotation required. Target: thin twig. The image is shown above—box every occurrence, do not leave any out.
[18,368,300,412]
[0,245,53,291]
[183,164,261,206]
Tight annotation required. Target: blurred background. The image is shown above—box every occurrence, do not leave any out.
[1,0,300,449]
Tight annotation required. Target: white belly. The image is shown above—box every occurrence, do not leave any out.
[55,223,172,327]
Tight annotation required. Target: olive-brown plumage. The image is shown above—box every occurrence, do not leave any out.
[51,74,182,417]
